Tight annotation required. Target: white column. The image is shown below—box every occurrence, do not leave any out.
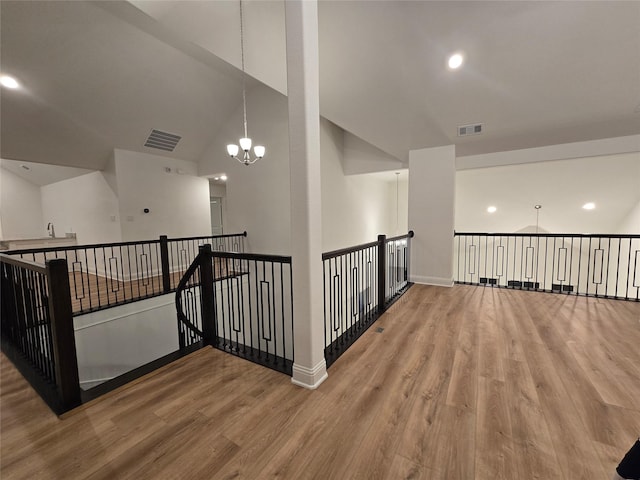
[408,145,456,286]
[285,0,327,389]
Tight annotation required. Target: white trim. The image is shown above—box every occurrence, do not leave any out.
[410,275,453,287]
[291,360,328,390]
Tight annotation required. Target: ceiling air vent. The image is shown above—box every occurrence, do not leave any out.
[457,123,483,137]
[144,129,181,152]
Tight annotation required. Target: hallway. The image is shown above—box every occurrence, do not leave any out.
[2,284,639,479]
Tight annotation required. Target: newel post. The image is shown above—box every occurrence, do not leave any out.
[159,235,171,293]
[45,258,81,412]
[377,234,387,313]
[198,244,215,346]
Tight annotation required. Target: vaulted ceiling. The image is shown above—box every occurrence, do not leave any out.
[1,0,639,171]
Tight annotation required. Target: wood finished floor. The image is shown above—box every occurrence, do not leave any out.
[68,271,177,314]
[69,260,235,314]
[2,284,639,479]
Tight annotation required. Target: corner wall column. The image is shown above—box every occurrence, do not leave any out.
[408,145,456,286]
[285,0,327,389]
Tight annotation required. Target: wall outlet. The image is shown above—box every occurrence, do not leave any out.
[126,215,134,222]
[110,215,117,222]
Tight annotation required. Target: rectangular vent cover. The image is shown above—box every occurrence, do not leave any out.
[457,123,483,137]
[144,129,181,152]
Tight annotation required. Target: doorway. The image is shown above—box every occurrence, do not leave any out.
[210,197,223,235]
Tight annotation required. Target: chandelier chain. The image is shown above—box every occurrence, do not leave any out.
[226,0,265,165]
[240,0,248,139]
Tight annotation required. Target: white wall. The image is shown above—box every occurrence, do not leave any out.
[199,85,292,255]
[41,171,121,245]
[35,150,212,246]
[321,119,395,251]
[0,167,45,239]
[74,294,179,389]
[342,131,404,175]
[455,153,640,234]
[617,201,640,233]
[115,149,211,241]
[409,145,456,286]
[385,173,408,237]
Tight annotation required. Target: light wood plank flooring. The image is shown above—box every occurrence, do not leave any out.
[68,260,236,314]
[2,284,639,479]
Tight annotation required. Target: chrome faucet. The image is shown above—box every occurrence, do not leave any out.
[47,223,55,238]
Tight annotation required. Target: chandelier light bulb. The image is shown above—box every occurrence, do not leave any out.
[227,144,239,157]
[254,145,265,158]
[239,137,252,151]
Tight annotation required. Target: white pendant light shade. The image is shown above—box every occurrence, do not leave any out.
[227,144,239,157]
[254,145,265,158]
[239,137,252,151]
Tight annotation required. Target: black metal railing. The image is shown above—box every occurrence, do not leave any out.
[0,254,80,414]
[163,232,246,291]
[176,244,294,375]
[454,232,640,301]
[385,232,413,302]
[322,231,414,367]
[7,232,247,315]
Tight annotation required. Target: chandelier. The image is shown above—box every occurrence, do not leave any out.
[226,0,265,165]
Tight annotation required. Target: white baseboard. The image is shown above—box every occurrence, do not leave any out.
[291,360,328,390]
[410,275,453,287]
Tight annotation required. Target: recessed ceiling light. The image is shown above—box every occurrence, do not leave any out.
[214,177,219,181]
[582,202,595,210]
[448,53,464,70]
[0,75,20,89]
[487,206,497,213]
[220,175,228,181]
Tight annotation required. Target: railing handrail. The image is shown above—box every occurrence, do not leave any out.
[386,230,415,243]
[4,232,248,257]
[454,231,639,301]
[455,231,640,239]
[0,252,47,273]
[174,243,295,374]
[166,231,247,242]
[322,240,379,261]
[1,255,81,413]
[212,250,292,264]
[5,239,161,256]
[174,254,204,338]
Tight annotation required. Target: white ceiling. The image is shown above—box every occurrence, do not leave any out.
[0,158,93,186]
[1,0,639,171]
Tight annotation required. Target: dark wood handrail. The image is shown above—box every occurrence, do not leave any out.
[0,253,47,273]
[174,254,204,338]
[455,231,640,239]
[211,251,292,264]
[322,240,379,261]
[5,232,248,256]
[386,230,414,243]
[167,231,247,242]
